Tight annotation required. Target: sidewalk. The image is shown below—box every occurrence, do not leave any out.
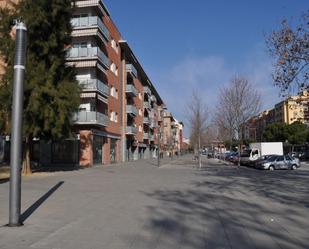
[0,155,308,249]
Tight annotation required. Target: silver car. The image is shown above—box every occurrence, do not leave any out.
[256,155,300,170]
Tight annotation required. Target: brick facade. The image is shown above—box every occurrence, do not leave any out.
[0,0,184,167]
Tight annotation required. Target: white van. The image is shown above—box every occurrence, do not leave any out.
[240,142,283,166]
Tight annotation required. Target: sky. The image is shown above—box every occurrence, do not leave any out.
[104,0,308,136]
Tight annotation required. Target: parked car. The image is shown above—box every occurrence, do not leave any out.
[225,152,238,161]
[255,155,300,170]
[253,154,278,168]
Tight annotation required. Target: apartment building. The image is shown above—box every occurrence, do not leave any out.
[119,41,164,162]
[0,0,184,166]
[67,0,169,166]
[162,111,176,155]
[274,91,309,125]
[66,0,122,166]
[242,91,309,142]
[174,120,184,154]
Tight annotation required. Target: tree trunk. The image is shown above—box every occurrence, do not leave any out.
[198,135,202,168]
[22,137,32,175]
[238,142,241,167]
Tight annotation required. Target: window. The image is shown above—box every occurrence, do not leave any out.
[110,87,118,99]
[110,111,118,122]
[115,112,118,123]
[139,125,142,132]
[110,63,118,76]
[111,39,119,53]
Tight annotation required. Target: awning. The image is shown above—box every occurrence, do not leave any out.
[66,61,96,68]
[71,29,97,37]
[97,94,108,104]
[92,129,121,139]
[80,92,96,98]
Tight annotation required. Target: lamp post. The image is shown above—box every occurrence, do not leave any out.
[8,21,27,227]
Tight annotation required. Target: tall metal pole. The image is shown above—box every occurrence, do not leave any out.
[9,22,27,227]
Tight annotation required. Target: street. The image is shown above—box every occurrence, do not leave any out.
[0,155,308,249]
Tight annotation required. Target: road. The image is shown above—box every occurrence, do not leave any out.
[0,155,308,249]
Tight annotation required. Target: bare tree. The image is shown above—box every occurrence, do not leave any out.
[266,10,309,95]
[216,76,261,164]
[187,90,209,168]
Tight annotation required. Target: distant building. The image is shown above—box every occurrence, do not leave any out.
[242,91,309,142]
[274,91,309,125]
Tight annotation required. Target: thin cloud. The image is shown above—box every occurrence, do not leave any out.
[155,47,282,137]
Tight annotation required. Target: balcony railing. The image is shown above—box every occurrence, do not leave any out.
[143,86,151,96]
[143,117,150,124]
[143,102,151,110]
[143,133,150,140]
[150,119,156,128]
[126,84,138,97]
[78,79,109,97]
[73,111,109,127]
[126,64,137,78]
[126,105,138,116]
[67,47,110,68]
[71,16,110,41]
[126,126,138,135]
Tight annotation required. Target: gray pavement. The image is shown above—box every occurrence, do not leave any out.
[0,155,308,249]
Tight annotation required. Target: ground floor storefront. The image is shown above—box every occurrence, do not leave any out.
[79,129,121,167]
[125,137,157,162]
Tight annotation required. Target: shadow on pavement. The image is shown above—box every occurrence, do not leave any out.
[127,164,309,249]
[0,178,9,184]
[20,181,64,223]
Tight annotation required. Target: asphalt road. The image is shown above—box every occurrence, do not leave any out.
[0,156,308,249]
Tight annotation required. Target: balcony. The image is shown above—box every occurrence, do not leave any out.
[126,84,138,97]
[150,95,157,102]
[143,101,151,110]
[73,111,109,127]
[143,86,151,96]
[150,120,156,128]
[67,47,110,69]
[143,117,150,124]
[78,79,109,97]
[126,105,138,116]
[126,64,137,78]
[143,133,150,140]
[71,16,110,41]
[126,126,137,135]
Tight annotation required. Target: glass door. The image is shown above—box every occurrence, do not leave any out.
[93,136,103,165]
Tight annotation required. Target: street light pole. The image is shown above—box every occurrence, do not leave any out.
[8,21,27,227]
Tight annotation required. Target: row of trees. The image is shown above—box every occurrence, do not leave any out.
[263,122,309,145]
[188,9,309,155]
[0,1,80,174]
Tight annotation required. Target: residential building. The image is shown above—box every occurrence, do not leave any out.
[66,0,122,166]
[274,91,309,125]
[119,41,164,162]
[0,0,183,166]
[163,111,176,156]
[241,117,257,141]
[243,91,309,142]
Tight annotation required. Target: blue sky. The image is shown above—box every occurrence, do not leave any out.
[104,0,308,136]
